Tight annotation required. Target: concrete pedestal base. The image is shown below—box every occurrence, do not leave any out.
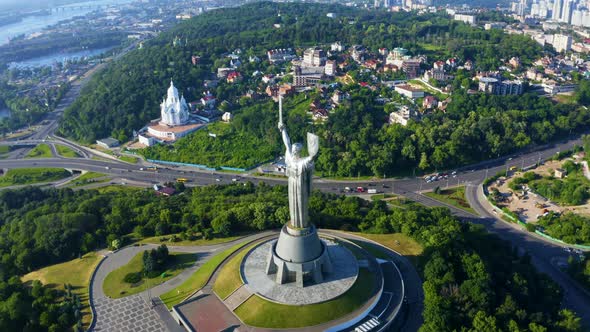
[265,224,332,287]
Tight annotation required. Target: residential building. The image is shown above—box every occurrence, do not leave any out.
[478,77,524,95]
[389,106,414,126]
[395,85,425,98]
[227,71,242,83]
[402,60,421,78]
[325,60,337,76]
[422,95,438,109]
[331,42,345,52]
[552,34,572,52]
[293,66,324,87]
[303,47,326,67]
[267,48,296,64]
[454,13,477,25]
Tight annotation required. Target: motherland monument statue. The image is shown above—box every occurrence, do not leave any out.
[265,95,332,287]
[278,96,319,229]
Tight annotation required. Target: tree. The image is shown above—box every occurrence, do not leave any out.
[419,152,430,170]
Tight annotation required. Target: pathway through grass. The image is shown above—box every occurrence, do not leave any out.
[160,241,249,309]
[103,252,197,299]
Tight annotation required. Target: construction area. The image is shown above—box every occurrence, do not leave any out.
[486,156,590,223]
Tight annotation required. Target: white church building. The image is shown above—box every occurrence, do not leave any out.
[145,81,203,144]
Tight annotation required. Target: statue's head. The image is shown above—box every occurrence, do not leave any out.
[292,143,303,157]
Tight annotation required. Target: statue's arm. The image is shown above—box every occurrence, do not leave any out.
[279,123,291,154]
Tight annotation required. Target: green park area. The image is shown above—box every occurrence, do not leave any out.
[160,241,249,308]
[424,186,477,215]
[103,250,197,299]
[25,144,52,158]
[0,145,10,156]
[234,268,375,328]
[21,252,102,328]
[0,168,71,187]
[212,242,259,299]
[56,145,80,158]
[68,171,108,187]
[350,232,423,257]
[119,155,139,163]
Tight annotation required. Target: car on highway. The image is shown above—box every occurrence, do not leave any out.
[232,178,238,182]
[216,178,221,182]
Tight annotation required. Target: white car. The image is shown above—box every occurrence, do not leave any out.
[232,178,238,182]
[216,178,221,182]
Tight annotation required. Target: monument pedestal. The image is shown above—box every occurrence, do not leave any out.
[265,224,332,287]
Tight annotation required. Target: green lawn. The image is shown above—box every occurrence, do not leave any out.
[103,251,197,299]
[119,155,138,164]
[0,145,10,154]
[21,252,102,328]
[212,242,258,300]
[370,194,396,201]
[69,172,108,187]
[25,144,52,158]
[138,233,245,246]
[96,185,143,194]
[0,168,71,187]
[424,186,478,215]
[160,241,249,309]
[234,268,375,328]
[348,232,423,257]
[56,145,80,158]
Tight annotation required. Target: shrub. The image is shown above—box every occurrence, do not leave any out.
[123,272,142,284]
[525,223,536,232]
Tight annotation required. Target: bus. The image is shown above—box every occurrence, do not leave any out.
[146,166,158,171]
[176,178,188,183]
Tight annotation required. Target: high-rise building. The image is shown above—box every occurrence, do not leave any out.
[552,0,563,20]
[572,9,583,26]
[552,34,572,52]
[562,0,574,23]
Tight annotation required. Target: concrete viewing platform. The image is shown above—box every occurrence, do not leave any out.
[241,239,359,305]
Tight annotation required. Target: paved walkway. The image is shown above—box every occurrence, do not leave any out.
[93,295,166,332]
[89,232,275,332]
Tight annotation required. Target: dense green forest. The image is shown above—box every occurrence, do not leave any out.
[537,212,590,245]
[0,277,81,332]
[0,184,582,331]
[59,2,548,175]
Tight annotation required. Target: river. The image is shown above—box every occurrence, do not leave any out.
[8,47,113,69]
[0,0,135,46]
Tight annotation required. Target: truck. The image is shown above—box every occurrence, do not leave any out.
[356,187,365,193]
[367,189,378,194]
